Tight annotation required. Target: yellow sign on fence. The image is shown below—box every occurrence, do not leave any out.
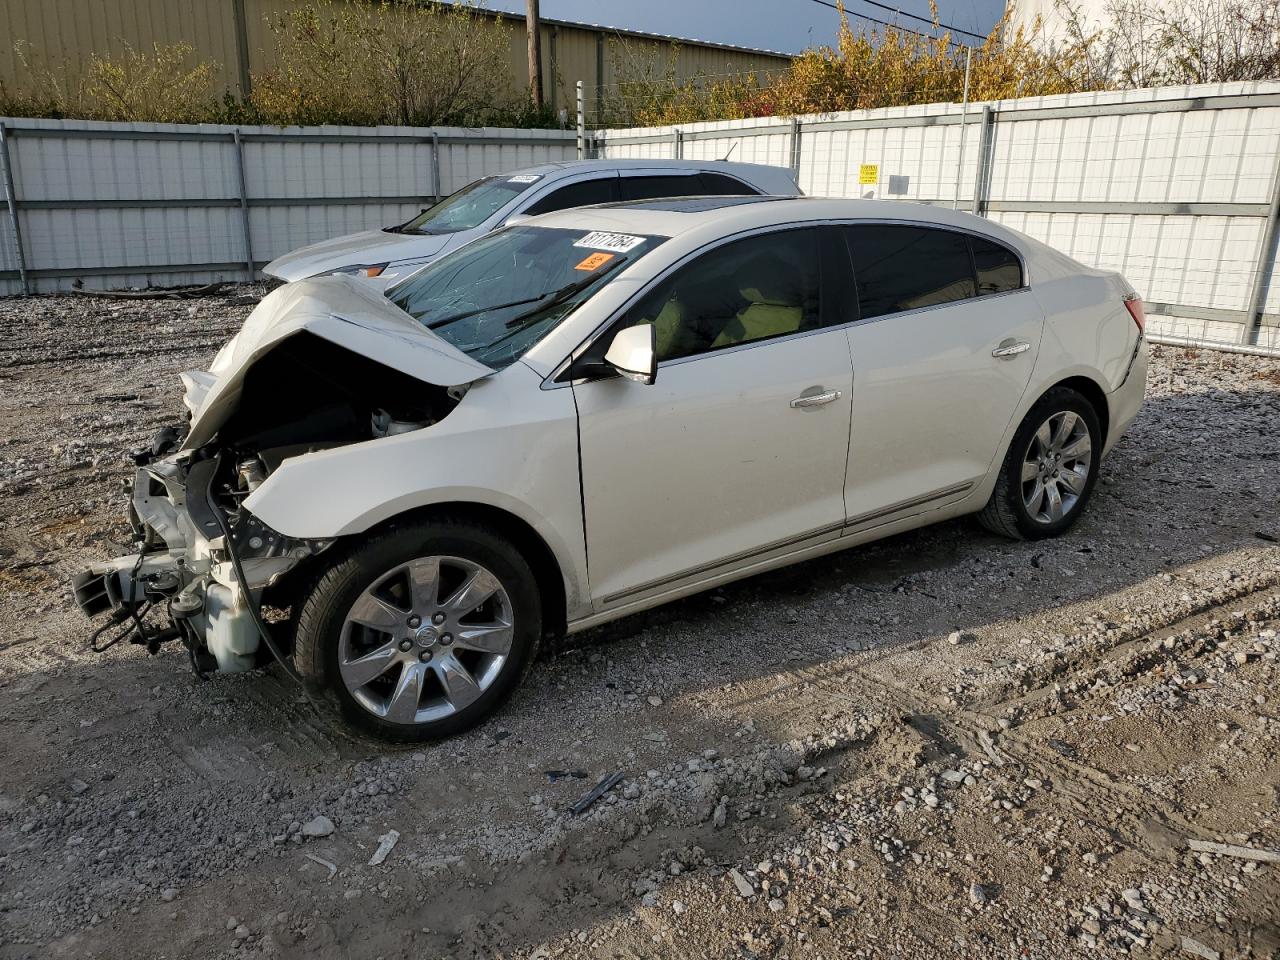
[858,164,880,185]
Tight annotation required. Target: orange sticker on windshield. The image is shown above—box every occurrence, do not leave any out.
[574,252,615,271]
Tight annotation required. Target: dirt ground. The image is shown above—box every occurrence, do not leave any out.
[0,288,1278,960]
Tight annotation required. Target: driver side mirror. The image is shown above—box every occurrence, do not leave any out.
[604,324,657,385]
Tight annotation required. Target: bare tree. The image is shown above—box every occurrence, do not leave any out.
[1057,0,1280,86]
[257,0,515,127]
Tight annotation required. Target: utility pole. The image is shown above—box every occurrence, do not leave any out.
[527,0,544,109]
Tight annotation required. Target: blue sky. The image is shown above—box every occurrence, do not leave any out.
[478,0,1005,53]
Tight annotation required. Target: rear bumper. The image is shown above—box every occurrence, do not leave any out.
[1105,333,1148,455]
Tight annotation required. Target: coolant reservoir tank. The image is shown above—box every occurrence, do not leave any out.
[203,582,259,672]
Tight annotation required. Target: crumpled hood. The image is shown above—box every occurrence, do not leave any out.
[180,276,494,450]
[261,229,453,282]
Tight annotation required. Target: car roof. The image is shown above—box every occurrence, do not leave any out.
[521,197,1032,251]
[501,158,792,179]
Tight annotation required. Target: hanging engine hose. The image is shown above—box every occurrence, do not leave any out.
[205,450,307,688]
[89,602,151,653]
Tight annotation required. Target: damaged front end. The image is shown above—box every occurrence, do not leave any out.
[72,431,334,674]
[71,276,494,678]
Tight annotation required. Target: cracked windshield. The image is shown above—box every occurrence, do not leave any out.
[389,226,665,369]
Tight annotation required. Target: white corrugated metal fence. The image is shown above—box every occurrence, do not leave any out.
[0,119,577,295]
[599,81,1280,352]
[3,82,1280,354]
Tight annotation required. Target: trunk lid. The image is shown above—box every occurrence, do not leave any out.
[180,276,495,450]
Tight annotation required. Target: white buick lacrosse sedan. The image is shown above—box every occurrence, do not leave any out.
[74,197,1147,740]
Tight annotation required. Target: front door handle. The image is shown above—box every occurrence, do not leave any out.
[992,339,1031,359]
[790,389,842,408]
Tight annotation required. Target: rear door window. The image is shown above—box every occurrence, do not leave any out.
[843,225,976,319]
[970,235,1023,294]
[619,174,705,201]
[523,177,619,215]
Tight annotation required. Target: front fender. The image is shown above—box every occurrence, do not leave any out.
[242,363,589,618]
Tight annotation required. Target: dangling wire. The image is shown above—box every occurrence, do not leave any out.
[89,601,151,652]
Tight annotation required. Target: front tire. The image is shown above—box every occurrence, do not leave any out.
[294,518,541,742]
[978,387,1101,540]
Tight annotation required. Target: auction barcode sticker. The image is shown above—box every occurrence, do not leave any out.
[573,231,646,253]
[508,174,542,183]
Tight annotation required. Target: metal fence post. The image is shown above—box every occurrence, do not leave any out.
[0,124,30,296]
[232,129,255,281]
[576,81,586,159]
[971,106,995,217]
[1241,152,1280,346]
[672,128,682,159]
[430,131,442,201]
[953,46,973,210]
[790,117,802,181]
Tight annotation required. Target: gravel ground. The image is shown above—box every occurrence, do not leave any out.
[0,289,1278,960]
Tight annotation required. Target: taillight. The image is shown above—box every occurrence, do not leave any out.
[1123,293,1145,333]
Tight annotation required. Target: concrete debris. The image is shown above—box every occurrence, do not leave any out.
[368,829,400,867]
[300,815,335,839]
[729,869,755,898]
[1186,839,1280,863]
[304,854,337,882]
[1180,935,1220,960]
[976,730,1007,767]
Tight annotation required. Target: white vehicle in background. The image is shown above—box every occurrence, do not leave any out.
[261,159,802,287]
[75,197,1147,742]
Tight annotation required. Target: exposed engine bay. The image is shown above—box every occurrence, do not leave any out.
[72,328,467,678]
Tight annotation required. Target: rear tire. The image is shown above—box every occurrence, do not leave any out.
[978,387,1101,541]
[294,518,541,742]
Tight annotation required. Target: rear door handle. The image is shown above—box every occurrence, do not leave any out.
[790,389,842,408]
[992,339,1031,359]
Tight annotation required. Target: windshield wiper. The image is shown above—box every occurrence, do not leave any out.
[426,290,557,329]
[501,258,626,329]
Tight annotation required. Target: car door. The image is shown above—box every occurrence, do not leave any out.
[840,224,1042,526]
[570,226,854,608]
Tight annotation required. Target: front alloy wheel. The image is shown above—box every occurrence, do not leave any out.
[339,556,514,725]
[294,519,541,741]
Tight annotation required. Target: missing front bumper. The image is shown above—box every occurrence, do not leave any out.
[73,451,330,674]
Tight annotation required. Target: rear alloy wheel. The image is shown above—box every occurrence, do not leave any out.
[1021,410,1093,524]
[294,520,541,741]
[978,387,1102,540]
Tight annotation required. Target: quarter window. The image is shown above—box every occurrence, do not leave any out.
[524,177,618,215]
[844,225,976,319]
[970,236,1023,294]
[697,172,757,195]
[623,229,822,362]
